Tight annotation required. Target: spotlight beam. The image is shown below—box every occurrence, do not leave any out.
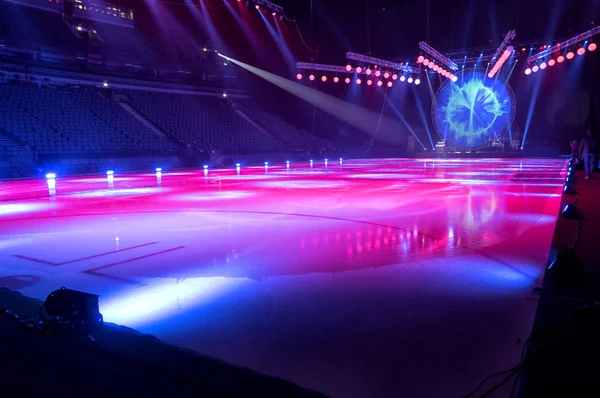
[521,72,543,150]
[527,25,600,63]
[254,0,283,14]
[424,68,438,101]
[195,0,227,52]
[223,0,261,53]
[220,54,410,145]
[385,98,427,150]
[423,72,444,141]
[257,10,296,74]
[505,59,519,83]
[411,89,435,149]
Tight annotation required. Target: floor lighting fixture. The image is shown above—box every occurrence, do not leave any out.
[40,287,103,332]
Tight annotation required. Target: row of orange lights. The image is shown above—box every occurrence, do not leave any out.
[344,64,400,79]
[525,42,596,75]
[488,46,514,78]
[296,73,421,86]
[416,56,459,82]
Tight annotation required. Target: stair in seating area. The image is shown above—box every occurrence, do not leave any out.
[232,101,327,149]
[118,102,184,150]
[119,103,167,138]
[234,109,289,147]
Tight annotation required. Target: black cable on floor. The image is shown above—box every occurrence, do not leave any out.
[462,314,581,397]
[509,368,522,398]
[461,366,520,398]
[479,368,520,398]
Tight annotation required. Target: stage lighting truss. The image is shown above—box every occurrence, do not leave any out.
[296,62,352,74]
[252,0,283,14]
[488,30,516,78]
[418,42,459,71]
[345,52,415,74]
[526,25,600,73]
[487,45,514,78]
[296,61,419,86]
[491,30,516,63]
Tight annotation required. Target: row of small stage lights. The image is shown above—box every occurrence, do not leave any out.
[525,42,597,75]
[42,159,345,193]
[416,56,459,82]
[548,156,584,286]
[561,157,580,219]
[297,69,421,86]
[296,54,420,87]
[525,24,599,76]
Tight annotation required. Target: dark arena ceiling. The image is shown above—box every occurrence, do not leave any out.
[119,0,599,64]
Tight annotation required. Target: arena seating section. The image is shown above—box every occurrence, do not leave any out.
[236,100,330,150]
[0,0,337,178]
[128,91,294,153]
[0,1,78,47]
[0,82,334,169]
[0,84,179,154]
[0,1,212,60]
[91,21,156,56]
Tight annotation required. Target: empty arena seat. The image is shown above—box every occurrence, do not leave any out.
[0,1,79,47]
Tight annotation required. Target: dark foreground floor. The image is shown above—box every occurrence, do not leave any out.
[0,288,325,397]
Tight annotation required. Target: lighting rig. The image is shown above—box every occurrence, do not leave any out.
[447,40,560,71]
[345,52,420,84]
[488,30,516,78]
[417,42,459,82]
[297,53,421,86]
[525,25,599,75]
[296,62,349,83]
[346,52,415,74]
[491,30,517,63]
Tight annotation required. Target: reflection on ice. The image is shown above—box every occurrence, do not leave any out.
[0,203,54,215]
[101,277,247,327]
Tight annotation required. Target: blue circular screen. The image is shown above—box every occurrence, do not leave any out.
[432,70,514,147]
